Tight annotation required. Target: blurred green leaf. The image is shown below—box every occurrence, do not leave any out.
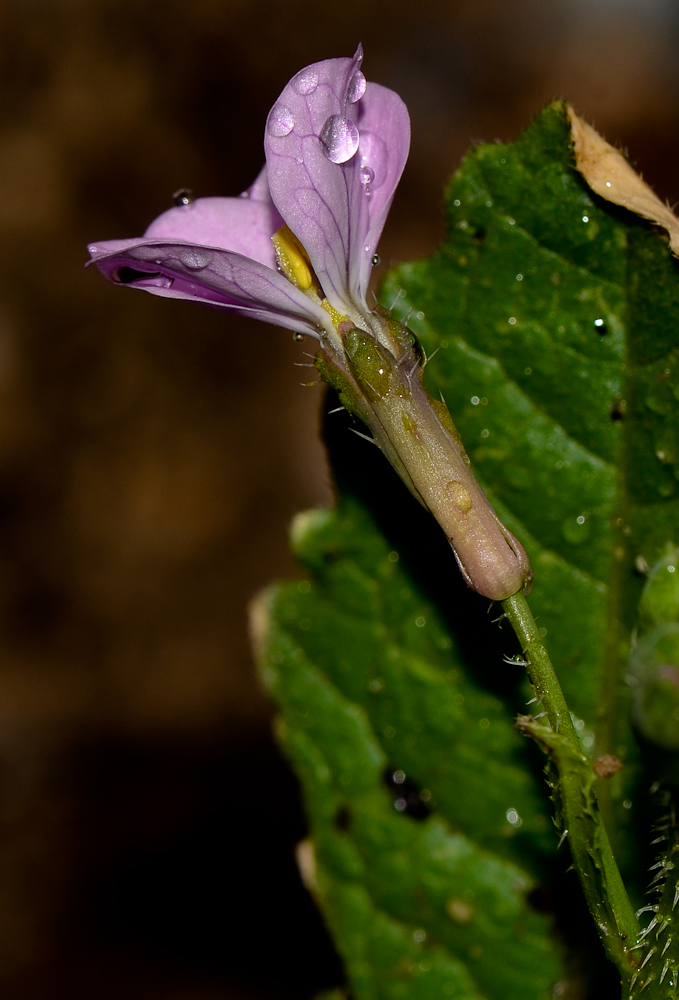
[256,500,563,1000]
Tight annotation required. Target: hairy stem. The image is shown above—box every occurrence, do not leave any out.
[503,591,640,979]
[502,592,580,747]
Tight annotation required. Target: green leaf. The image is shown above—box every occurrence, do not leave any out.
[254,499,563,1000]
[383,100,679,872]
[254,102,679,997]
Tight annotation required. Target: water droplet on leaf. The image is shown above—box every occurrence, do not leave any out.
[293,68,318,95]
[267,104,295,137]
[347,70,366,103]
[172,188,194,206]
[319,115,359,163]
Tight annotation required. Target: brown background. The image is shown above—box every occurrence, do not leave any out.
[0,0,677,996]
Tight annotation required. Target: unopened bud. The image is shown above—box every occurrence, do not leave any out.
[629,623,679,750]
[640,544,679,626]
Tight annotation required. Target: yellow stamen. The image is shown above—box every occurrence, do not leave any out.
[321,298,347,328]
[272,225,314,291]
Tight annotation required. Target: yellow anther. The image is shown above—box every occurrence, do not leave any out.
[321,298,347,328]
[272,225,314,291]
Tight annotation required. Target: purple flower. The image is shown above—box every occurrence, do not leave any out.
[88,47,532,601]
[87,45,410,352]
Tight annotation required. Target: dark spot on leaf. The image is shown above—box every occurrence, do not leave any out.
[473,228,486,242]
[610,407,624,422]
[116,266,161,284]
[383,767,432,821]
[334,806,351,831]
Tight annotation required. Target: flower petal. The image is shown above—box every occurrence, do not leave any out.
[243,163,277,204]
[264,47,410,317]
[264,48,363,315]
[144,192,283,270]
[87,241,331,338]
[347,81,410,302]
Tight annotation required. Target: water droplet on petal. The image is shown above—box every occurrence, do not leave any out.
[293,68,319,95]
[347,70,366,104]
[267,104,295,137]
[292,332,305,342]
[371,254,380,266]
[172,188,194,206]
[360,165,374,186]
[179,249,211,270]
[319,115,359,163]
[296,156,303,164]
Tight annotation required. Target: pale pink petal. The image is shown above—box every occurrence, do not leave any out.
[264,48,410,316]
[144,194,282,269]
[87,241,330,338]
[347,82,410,302]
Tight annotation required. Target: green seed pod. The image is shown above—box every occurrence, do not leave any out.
[639,544,679,626]
[629,622,679,750]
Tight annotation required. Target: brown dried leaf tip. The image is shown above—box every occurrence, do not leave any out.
[593,754,623,779]
[568,105,679,255]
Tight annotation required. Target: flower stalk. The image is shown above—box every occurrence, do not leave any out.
[506,591,640,983]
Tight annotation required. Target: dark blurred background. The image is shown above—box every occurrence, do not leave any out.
[0,0,677,996]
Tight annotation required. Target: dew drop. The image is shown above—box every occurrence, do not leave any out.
[360,165,374,187]
[267,104,295,137]
[319,115,359,163]
[506,808,522,827]
[172,188,194,206]
[371,254,380,266]
[594,317,607,334]
[347,70,366,104]
[179,249,211,270]
[293,68,319,96]
[292,332,305,342]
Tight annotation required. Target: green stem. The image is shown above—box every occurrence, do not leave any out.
[503,591,640,978]
[502,591,580,748]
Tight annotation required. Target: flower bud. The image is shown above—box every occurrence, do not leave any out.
[629,623,679,750]
[640,544,679,627]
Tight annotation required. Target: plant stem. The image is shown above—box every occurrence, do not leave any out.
[503,590,640,978]
[502,591,579,748]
